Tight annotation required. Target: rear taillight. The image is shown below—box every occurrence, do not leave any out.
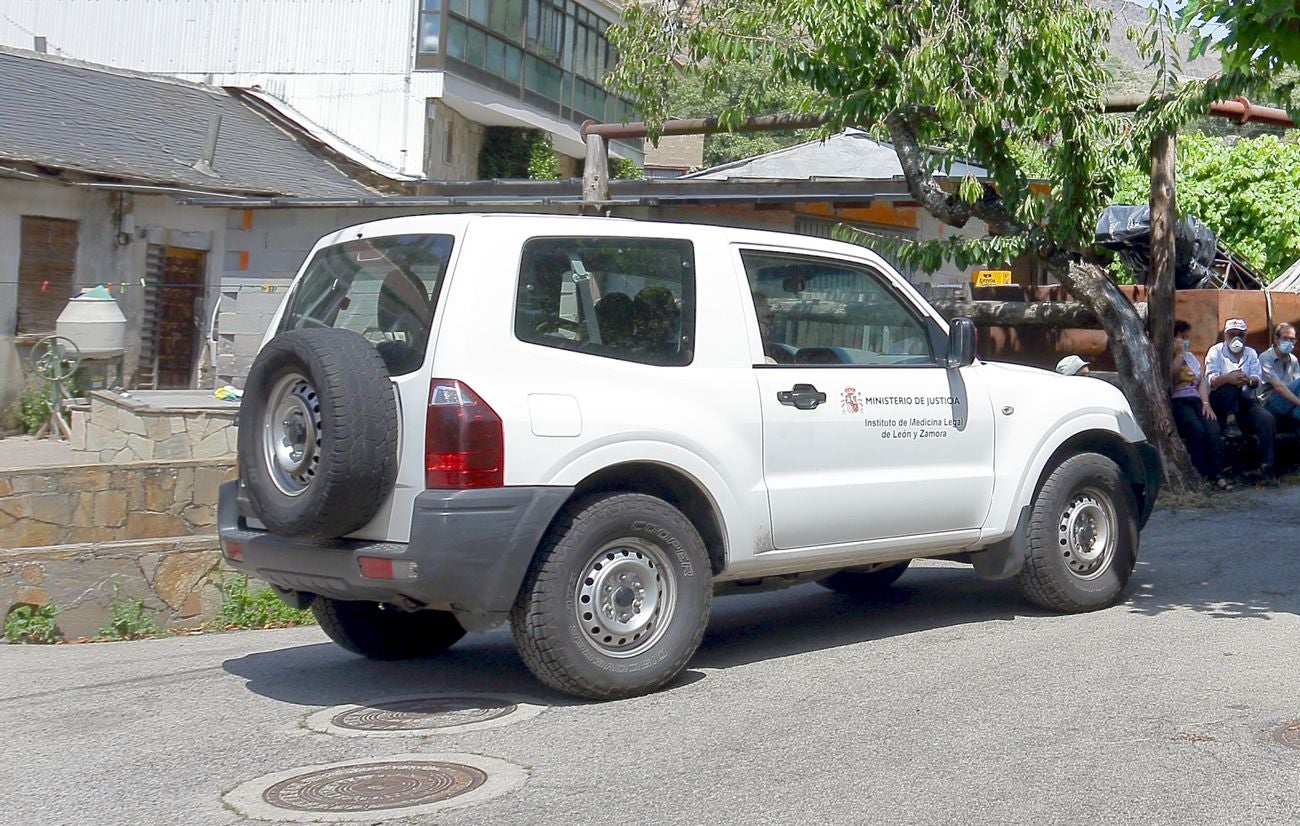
[425,379,503,489]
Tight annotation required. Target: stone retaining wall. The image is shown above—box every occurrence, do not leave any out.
[0,459,235,548]
[1,458,242,637]
[1,536,226,639]
[70,390,238,463]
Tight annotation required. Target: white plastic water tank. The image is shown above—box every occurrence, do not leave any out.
[55,286,127,357]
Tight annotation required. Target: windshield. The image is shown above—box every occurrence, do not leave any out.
[279,234,455,375]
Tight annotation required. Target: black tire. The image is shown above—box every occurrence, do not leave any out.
[238,328,398,539]
[817,561,911,595]
[1017,452,1138,612]
[312,597,466,660]
[510,493,712,701]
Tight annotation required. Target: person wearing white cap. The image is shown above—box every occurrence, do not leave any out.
[1055,355,1090,376]
[1205,317,1277,484]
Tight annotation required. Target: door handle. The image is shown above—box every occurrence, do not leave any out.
[777,383,827,410]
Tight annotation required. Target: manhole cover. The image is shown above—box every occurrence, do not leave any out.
[306,693,545,737]
[224,753,528,823]
[332,696,516,731]
[1272,719,1300,749]
[263,760,485,812]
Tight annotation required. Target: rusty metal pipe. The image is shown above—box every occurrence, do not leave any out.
[581,113,831,139]
[583,97,1294,140]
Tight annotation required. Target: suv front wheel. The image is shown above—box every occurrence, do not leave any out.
[510,493,712,700]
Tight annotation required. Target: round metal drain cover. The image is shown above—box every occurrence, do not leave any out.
[263,760,485,812]
[332,696,516,731]
[1272,719,1300,749]
[224,753,528,823]
[306,693,545,737]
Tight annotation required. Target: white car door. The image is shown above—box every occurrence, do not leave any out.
[742,247,997,549]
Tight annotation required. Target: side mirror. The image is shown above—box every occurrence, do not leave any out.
[946,317,977,368]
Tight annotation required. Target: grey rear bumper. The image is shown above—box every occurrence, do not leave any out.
[217,481,572,631]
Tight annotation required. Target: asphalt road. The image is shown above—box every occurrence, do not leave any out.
[4,488,1300,826]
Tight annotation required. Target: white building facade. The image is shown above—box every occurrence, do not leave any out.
[0,0,639,180]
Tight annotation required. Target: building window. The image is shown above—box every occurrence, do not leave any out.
[17,216,78,336]
[418,0,442,55]
[435,0,636,126]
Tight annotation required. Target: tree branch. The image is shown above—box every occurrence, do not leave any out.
[885,113,973,228]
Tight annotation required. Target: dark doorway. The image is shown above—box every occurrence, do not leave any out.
[136,245,206,389]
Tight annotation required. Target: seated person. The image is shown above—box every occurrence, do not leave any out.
[1260,322,1300,425]
[595,292,635,349]
[1206,317,1277,484]
[1170,320,1231,492]
[751,291,787,364]
[374,269,431,374]
[631,286,681,359]
[1055,355,1090,377]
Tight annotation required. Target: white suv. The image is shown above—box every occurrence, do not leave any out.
[218,213,1160,700]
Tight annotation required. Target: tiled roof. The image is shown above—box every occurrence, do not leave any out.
[686,129,987,181]
[0,47,374,197]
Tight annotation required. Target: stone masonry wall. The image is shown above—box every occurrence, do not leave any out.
[1,536,225,639]
[0,460,235,548]
[0,458,240,638]
[70,391,238,463]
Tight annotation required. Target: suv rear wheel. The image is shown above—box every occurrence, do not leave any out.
[1017,452,1138,612]
[312,597,466,660]
[510,493,712,700]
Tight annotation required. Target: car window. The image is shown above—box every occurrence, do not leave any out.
[515,237,695,366]
[279,234,454,376]
[741,250,935,366]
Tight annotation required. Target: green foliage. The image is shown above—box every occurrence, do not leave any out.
[3,603,61,644]
[609,157,643,179]
[1180,1,1300,89]
[1113,133,1300,278]
[607,0,1152,270]
[213,575,315,630]
[11,379,53,435]
[478,126,535,179]
[97,586,160,641]
[660,60,819,167]
[527,131,561,180]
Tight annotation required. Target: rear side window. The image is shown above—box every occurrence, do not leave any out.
[515,237,696,366]
[279,234,454,375]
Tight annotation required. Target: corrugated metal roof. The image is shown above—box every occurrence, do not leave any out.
[0,47,375,197]
[686,129,987,181]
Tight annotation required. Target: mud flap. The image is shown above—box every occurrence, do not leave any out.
[969,506,1029,580]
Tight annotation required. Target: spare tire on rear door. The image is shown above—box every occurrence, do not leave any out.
[238,328,399,539]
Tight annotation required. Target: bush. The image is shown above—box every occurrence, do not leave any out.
[212,575,315,630]
[4,603,62,644]
[97,587,160,641]
[11,380,53,435]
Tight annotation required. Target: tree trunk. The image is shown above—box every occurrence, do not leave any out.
[1050,259,1201,495]
[931,299,1146,328]
[1148,132,1177,396]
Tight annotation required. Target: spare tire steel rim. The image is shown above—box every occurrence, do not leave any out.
[575,538,676,659]
[263,372,323,496]
[1058,486,1116,580]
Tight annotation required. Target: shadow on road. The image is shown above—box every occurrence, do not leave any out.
[224,490,1300,706]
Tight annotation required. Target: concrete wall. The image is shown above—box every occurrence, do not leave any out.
[0,178,226,390]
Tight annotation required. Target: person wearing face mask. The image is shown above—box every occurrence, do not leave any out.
[1170,320,1231,491]
[1205,317,1277,484]
[1260,322,1300,424]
